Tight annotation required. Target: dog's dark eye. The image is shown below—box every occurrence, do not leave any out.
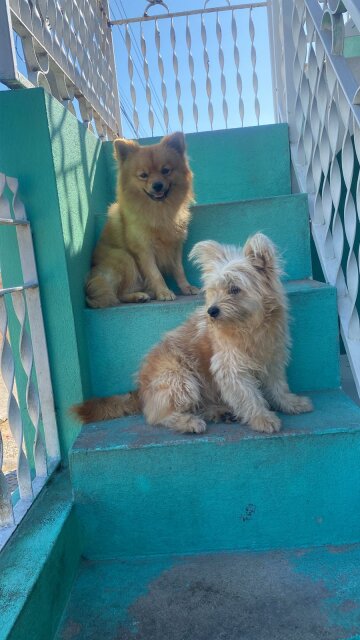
[161,167,171,175]
[138,172,148,180]
[229,285,241,295]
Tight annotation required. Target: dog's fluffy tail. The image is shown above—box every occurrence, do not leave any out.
[71,391,141,424]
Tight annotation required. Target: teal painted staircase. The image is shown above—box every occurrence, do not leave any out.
[56,124,360,639]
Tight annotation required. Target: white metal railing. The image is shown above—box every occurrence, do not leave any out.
[270,0,360,397]
[110,0,274,138]
[0,174,60,550]
[0,0,121,139]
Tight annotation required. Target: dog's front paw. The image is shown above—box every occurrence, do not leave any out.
[156,288,176,301]
[132,292,151,303]
[177,416,207,434]
[250,412,281,434]
[282,395,313,415]
[181,284,201,296]
[187,418,207,434]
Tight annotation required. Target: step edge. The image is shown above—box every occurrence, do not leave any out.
[83,280,336,316]
[69,422,360,458]
[71,415,360,455]
[93,192,308,218]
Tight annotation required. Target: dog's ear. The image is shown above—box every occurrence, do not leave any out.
[189,240,227,274]
[114,138,139,162]
[162,132,186,155]
[243,233,278,273]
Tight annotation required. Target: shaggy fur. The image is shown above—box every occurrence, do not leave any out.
[86,132,199,307]
[74,233,313,434]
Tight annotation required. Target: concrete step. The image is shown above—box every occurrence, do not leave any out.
[84,280,340,398]
[70,389,360,559]
[94,193,311,285]
[102,123,292,206]
[56,543,360,640]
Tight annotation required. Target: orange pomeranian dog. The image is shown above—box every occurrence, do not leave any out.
[74,234,313,434]
[86,132,199,307]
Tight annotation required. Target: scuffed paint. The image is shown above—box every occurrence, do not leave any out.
[292,544,360,634]
[57,546,360,639]
[70,389,360,559]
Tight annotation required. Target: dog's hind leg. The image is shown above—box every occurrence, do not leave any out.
[86,248,147,307]
[141,364,206,433]
[86,266,120,308]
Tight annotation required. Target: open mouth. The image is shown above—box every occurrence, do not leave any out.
[143,186,171,201]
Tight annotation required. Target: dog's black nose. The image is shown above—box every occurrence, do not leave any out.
[152,181,164,193]
[207,305,220,318]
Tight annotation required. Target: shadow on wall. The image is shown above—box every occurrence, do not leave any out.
[46,96,113,396]
[0,87,114,457]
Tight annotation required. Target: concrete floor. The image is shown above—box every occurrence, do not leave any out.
[56,545,360,640]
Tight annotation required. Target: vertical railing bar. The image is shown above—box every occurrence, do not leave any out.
[249,7,260,125]
[216,10,228,128]
[140,22,155,135]
[124,24,140,138]
[0,0,19,85]
[170,17,184,131]
[201,12,214,130]
[186,15,199,132]
[155,18,170,134]
[231,8,244,127]
[266,0,279,123]
[0,410,14,526]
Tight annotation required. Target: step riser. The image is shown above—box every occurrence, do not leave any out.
[94,194,311,285]
[71,429,360,559]
[103,124,292,206]
[84,285,340,398]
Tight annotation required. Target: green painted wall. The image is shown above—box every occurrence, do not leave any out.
[102,123,292,205]
[0,88,111,456]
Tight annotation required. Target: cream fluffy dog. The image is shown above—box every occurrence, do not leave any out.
[86,132,198,307]
[74,233,313,433]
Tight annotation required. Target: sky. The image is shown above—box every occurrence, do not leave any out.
[1,0,276,139]
[110,0,275,138]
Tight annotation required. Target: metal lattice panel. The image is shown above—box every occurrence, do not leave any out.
[273,0,360,397]
[1,0,121,138]
[111,1,270,136]
[0,173,60,550]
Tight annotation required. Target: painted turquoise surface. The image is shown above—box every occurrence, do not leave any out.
[103,123,292,205]
[70,390,360,559]
[0,471,80,640]
[84,281,340,398]
[0,88,111,456]
[57,545,360,639]
[3,100,360,640]
[94,193,312,285]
